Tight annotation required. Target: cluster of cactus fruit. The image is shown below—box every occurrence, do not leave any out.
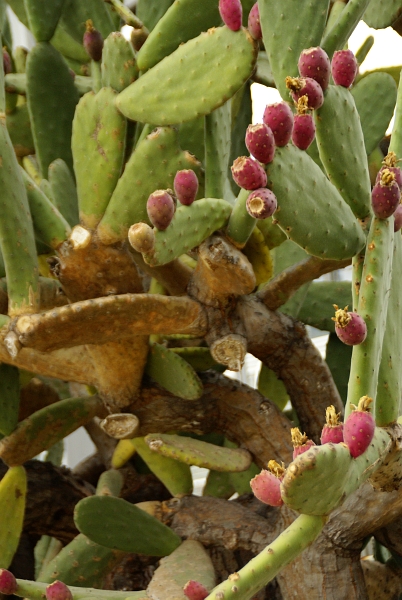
[1,0,402,598]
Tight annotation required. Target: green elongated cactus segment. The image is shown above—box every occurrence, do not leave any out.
[49,25,89,63]
[243,226,273,286]
[101,32,138,93]
[145,433,252,472]
[346,218,394,418]
[116,27,257,125]
[256,217,287,250]
[178,116,205,163]
[203,469,236,498]
[0,118,39,316]
[205,101,233,201]
[226,188,257,247]
[0,395,104,466]
[6,103,35,158]
[325,332,352,404]
[141,198,232,267]
[24,0,65,42]
[73,75,93,95]
[205,514,326,600]
[229,82,252,196]
[321,0,371,57]
[266,145,366,260]
[389,69,402,159]
[145,343,203,400]
[34,535,59,580]
[72,87,127,230]
[96,468,124,497]
[20,167,71,249]
[74,495,182,556]
[58,0,115,44]
[352,251,365,311]
[137,0,174,31]
[363,0,402,28]
[169,346,225,372]
[294,281,352,332]
[137,0,220,71]
[322,0,346,37]
[351,73,397,156]
[0,465,27,568]
[258,364,289,411]
[26,42,79,177]
[22,155,41,185]
[96,126,204,245]
[48,159,79,226]
[259,0,329,99]
[11,578,147,600]
[105,0,143,28]
[314,86,371,219]
[0,363,20,436]
[90,60,102,93]
[130,437,193,497]
[355,35,374,65]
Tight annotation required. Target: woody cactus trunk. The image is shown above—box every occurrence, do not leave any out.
[1,0,402,598]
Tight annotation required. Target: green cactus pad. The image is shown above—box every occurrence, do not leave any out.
[137,0,174,31]
[296,281,352,332]
[321,0,371,58]
[256,216,287,250]
[145,433,252,471]
[116,26,257,125]
[169,347,222,372]
[96,468,124,497]
[259,0,329,99]
[26,42,79,177]
[58,0,115,44]
[101,32,138,93]
[355,35,374,66]
[258,364,289,411]
[50,25,89,63]
[363,0,402,29]
[351,73,397,156]
[226,188,257,247]
[0,465,27,568]
[72,87,127,229]
[203,470,236,498]
[266,145,366,260]
[178,116,205,163]
[48,158,79,227]
[74,495,182,556]
[6,103,35,158]
[97,126,203,244]
[0,363,20,436]
[145,343,203,400]
[137,0,221,71]
[24,0,65,42]
[314,85,372,219]
[205,100,233,200]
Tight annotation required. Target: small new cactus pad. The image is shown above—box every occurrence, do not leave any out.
[83,20,104,61]
[248,2,261,40]
[0,570,17,595]
[173,169,199,205]
[394,204,402,232]
[344,396,375,458]
[333,305,367,345]
[250,460,285,506]
[263,102,294,147]
[146,190,176,230]
[285,76,324,110]
[219,0,242,31]
[291,427,315,459]
[371,169,401,219]
[45,581,73,600]
[331,49,358,88]
[298,47,330,91]
[320,405,344,444]
[231,156,267,189]
[292,97,315,151]
[183,580,209,600]
[128,223,155,253]
[245,123,275,164]
[246,188,277,219]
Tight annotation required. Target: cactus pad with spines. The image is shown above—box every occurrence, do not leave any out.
[145,343,203,400]
[101,32,138,93]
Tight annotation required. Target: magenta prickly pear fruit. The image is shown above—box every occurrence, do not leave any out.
[0,570,17,595]
[174,169,199,206]
[247,2,262,40]
[344,396,375,458]
[146,190,176,231]
[331,50,358,88]
[245,123,275,164]
[263,102,294,147]
[321,405,344,444]
[246,188,277,219]
[231,156,267,190]
[298,47,331,91]
[291,96,315,150]
[183,580,209,600]
[376,152,402,189]
[285,76,324,110]
[83,20,104,62]
[219,0,242,31]
[250,460,285,506]
[46,581,73,600]
[371,169,401,219]
[291,427,316,459]
[332,305,367,346]
[394,204,402,232]
[128,222,155,253]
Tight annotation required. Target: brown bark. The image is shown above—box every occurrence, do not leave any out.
[129,250,192,297]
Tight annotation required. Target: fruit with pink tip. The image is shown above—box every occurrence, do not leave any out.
[371,169,400,219]
[332,305,367,346]
[344,396,375,458]
[247,3,262,40]
[394,204,402,232]
[285,76,324,110]
[183,580,209,600]
[298,47,331,91]
[331,50,358,87]
[262,102,294,147]
[0,570,17,595]
[46,581,73,600]
[83,20,104,62]
[250,460,285,506]
[321,405,344,444]
[246,188,277,219]
[146,190,176,230]
[219,0,242,31]
[291,427,316,459]
[231,156,267,190]
[245,123,275,164]
[174,169,199,206]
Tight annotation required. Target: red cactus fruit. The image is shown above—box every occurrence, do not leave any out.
[248,3,262,40]
[231,156,267,190]
[291,427,316,459]
[183,580,209,600]
[174,169,199,206]
[321,405,344,444]
[0,570,17,595]
[394,204,402,232]
[246,188,277,219]
[372,169,401,219]
[285,76,324,110]
[298,46,331,91]
[245,123,275,164]
[128,222,155,253]
[219,0,242,31]
[262,102,294,147]
[376,152,402,189]
[250,460,285,506]
[46,581,73,600]
[3,48,12,75]
[83,20,104,62]
[292,113,315,150]
[331,50,358,88]
[146,190,176,230]
[332,305,367,346]
[344,396,375,458]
